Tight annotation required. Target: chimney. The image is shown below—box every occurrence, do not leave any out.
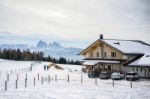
[99,34,103,39]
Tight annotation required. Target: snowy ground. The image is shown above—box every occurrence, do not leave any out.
[0,59,150,99]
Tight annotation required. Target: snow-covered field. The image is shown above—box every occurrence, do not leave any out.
[0,59,150,99]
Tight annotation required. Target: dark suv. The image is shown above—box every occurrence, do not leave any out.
[126,71,140,81]
[88,70,100,78]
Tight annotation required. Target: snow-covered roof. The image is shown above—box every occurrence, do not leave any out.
[129,53,150,67]
[102,39,150,54]
[83,60,120,65]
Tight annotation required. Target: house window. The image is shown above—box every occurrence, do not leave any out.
[108,65,111,71]
[104,52,107,57]
[132,67,134,71]
[111,52,116,57]
[136,67,138,71]
[141,68,142,72]
[97,52,99,57]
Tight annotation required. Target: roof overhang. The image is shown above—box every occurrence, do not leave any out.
[79,39,100,55]
[82,59,121,66]
[126,65,150,68]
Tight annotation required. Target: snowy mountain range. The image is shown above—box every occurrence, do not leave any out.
[0,41,83,60]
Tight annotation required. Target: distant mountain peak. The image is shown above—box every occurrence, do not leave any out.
[48,42,62,48]
[37,40,47,48]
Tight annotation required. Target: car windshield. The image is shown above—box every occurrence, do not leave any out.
[101,72,108,74]
[113,73,120,75]
[127,73,136,75]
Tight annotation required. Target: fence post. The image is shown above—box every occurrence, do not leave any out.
[55,74,57,82]
[34,77,36,86]
[5,81,7,91]
[112,79,114,86]
[7,74,9,82]
[68,74,70,83]
[130,79,132,88]
[48,75,50,83]
[95,77,97,85]
[16,80,18,89]
[11,70,13,75]
[25,78,27,88]
[26,73,27,80]
[81,75,83,84]
[38,73,39,81]
[41,76,43,85]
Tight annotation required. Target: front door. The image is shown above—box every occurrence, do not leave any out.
[108,65,112,71]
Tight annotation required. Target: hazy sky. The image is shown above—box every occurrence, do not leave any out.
[0,0,150,48]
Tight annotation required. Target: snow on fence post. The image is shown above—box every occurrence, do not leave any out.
[55,74,57,82]
[81,75,83,84]
[7,74,9,82]
[15,80,18,89]
[112,79,114,86]
[68,74,70,83]
[130,79,132,88]
[95,77,97,85]
[5,81,7,91]
[48,75,50,83]
[34,77,36,86]
[41,76,43,85]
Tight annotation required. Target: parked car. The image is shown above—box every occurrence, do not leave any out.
[126,71,140,81]
[111,72,125,80]
[99,71,111,79]
[88,70,100,78]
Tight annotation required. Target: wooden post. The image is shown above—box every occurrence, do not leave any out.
[112,79,114,86]
[95,77,97,85]
[41,76,43,85]
[48,75,50,83]
[68,74,69,83]
[34,77,36,86]
[130,79,132,88]
[26,73,27,80]
[55,74,57,82]
[10,71,12,75]
[16,80,18,89]
[38,73,39,81]
[5,81,7,91]
[25,78,27,88]
[81,75,83,84]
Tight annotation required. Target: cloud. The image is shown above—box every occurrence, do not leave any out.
[0,0,150,47]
